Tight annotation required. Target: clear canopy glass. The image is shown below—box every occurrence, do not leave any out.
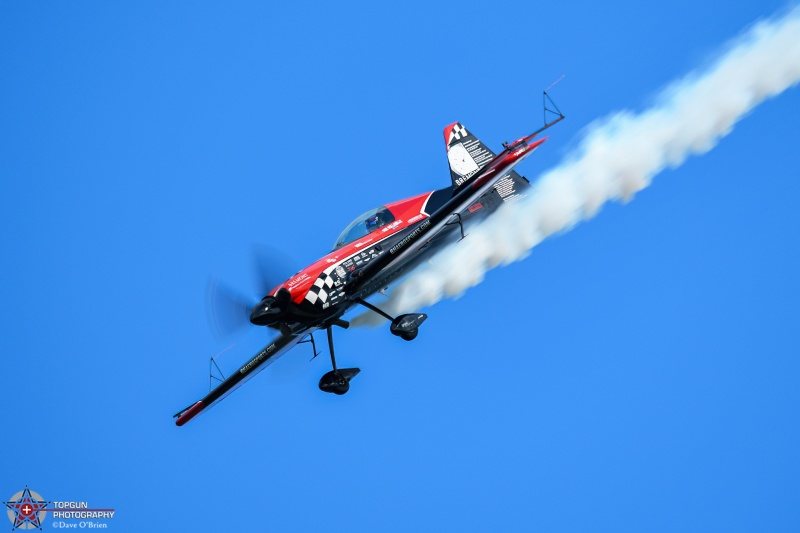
[333,206,395,250]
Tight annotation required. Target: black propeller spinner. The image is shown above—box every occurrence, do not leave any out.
[206,246,296,338]
[248,288,291,326]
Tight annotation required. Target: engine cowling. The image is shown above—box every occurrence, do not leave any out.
[249,288,291,326]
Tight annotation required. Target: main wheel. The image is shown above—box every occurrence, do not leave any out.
[319,371,350,395]
[399,328,418,341]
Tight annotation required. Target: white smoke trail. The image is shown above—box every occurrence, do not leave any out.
[353,6,800,326]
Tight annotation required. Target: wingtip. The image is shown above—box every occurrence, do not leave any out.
[175,400,205,426]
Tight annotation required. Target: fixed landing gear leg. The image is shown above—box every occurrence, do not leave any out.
[318,325,360,395]
[353,298,428,342]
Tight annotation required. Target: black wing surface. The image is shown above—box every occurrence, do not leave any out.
[173,332,305,425]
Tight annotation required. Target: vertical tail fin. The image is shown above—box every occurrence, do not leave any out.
[443,122,496,188]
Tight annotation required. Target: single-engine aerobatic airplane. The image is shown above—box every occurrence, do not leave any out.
[174,94,564,426]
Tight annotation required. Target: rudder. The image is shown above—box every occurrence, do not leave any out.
[443,122,496,189]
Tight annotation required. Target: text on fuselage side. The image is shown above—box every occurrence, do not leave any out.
[389,219,431,254]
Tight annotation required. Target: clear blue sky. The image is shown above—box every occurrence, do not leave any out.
[2,2,799,531]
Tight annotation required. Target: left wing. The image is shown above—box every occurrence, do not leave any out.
[173,332,305,426]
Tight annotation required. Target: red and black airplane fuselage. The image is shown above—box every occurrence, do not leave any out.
[251,134,549,331]
[175,118,558,426]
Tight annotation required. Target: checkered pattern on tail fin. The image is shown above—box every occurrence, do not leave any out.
[443,122,497,190]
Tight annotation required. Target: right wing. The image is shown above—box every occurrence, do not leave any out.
[345,125,548,299]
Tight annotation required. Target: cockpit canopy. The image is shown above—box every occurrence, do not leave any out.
[333,206,395,250]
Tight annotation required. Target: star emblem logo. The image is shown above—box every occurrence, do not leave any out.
[4,486,51,530]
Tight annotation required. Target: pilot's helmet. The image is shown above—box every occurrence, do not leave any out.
[366,215,380,230]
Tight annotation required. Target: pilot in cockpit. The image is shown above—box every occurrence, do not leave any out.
[365,214,381,232]
[365,210,391,233]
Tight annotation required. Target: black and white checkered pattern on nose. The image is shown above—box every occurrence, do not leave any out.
[305,269,335,305]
